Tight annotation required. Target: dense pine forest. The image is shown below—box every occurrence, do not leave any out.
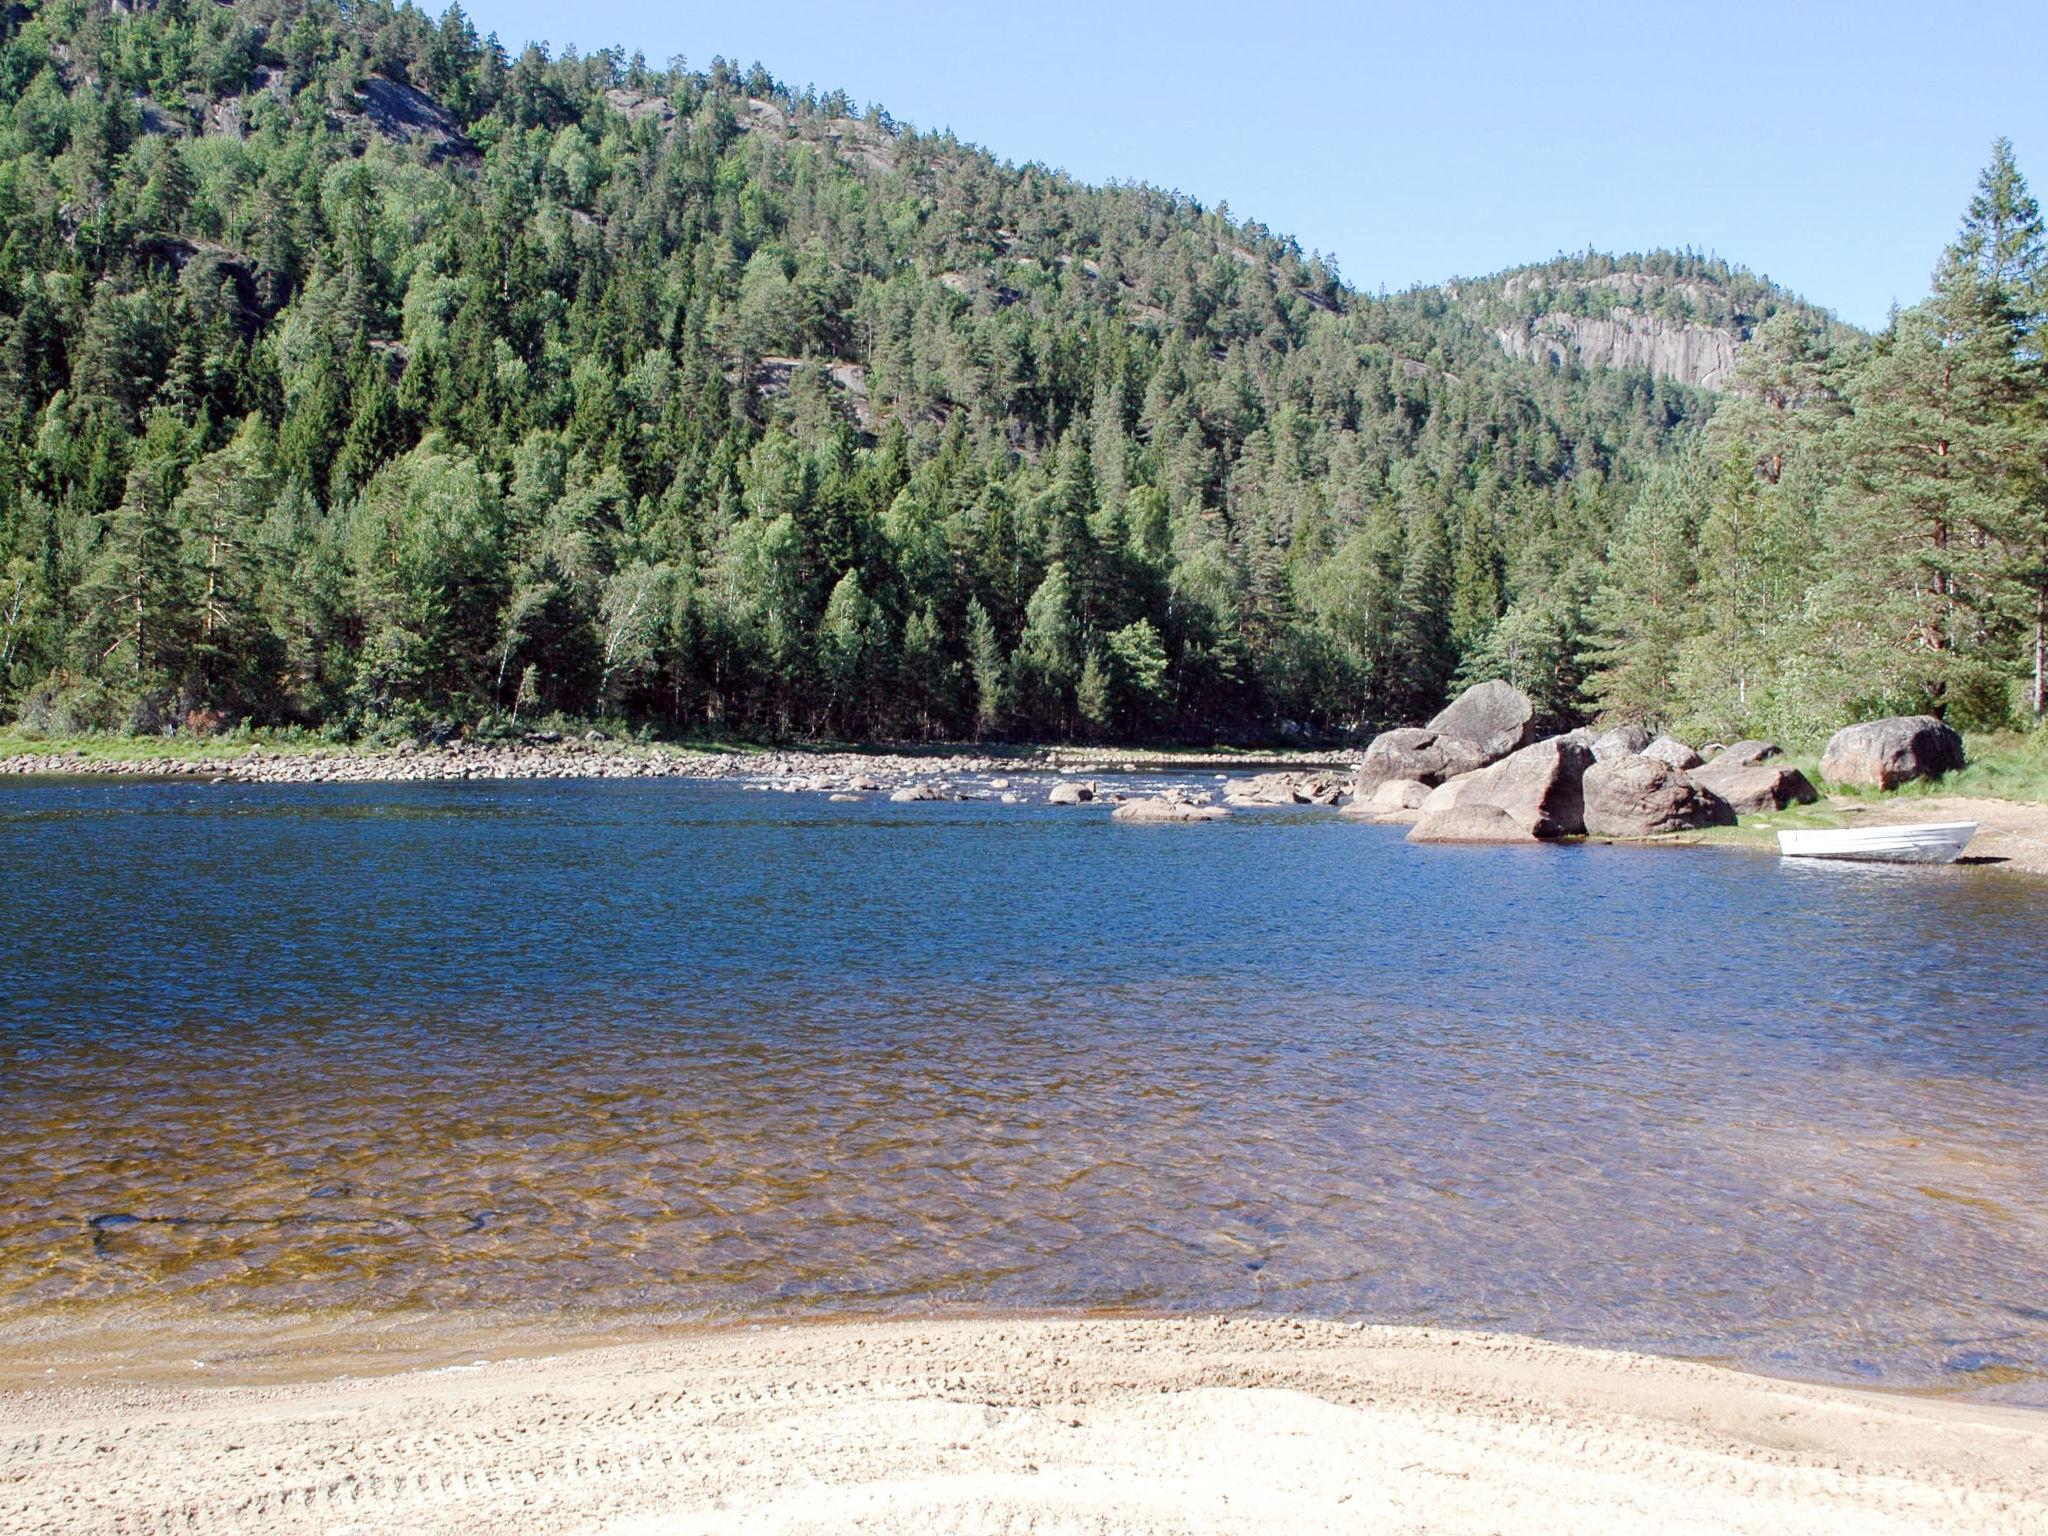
[2,0,2044,746]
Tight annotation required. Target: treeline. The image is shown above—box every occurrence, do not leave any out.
[1587,140,2048,744]
[0,0,1704,742]
[1,0,2036,749]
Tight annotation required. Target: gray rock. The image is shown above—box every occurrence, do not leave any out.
[1712,740,1781,768]
[1225,771,1343,806]
[1426,679,1539,762]
[1408,737,1593,843]
[1590,722,1652,762]
[1406,802,1535,843]
[1047,781,1094,805]
[828,792,861,802]
[1111,797,1231,823]
[1224,773,1297,806]
[1339,777,1431,823]
[1641,734,1704,770]
[888,784,946,802]
[1692,759,1820,814]
[1296,774,1347,807]
[1582,756,1736,837]
[1494,299,1742,391]
[1819,715,1966,790]
[1353,728,1491,790]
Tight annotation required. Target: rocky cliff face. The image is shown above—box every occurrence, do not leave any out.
[1494,311,1741,390]
[1477,270,1756,392]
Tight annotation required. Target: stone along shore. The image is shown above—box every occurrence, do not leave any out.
[0,738,1008,786]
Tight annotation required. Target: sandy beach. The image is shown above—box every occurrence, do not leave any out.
[4,1316,2043,1535]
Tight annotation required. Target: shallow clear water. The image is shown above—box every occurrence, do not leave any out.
[2,776,2045,1399]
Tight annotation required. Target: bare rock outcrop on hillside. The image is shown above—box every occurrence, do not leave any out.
[1496,311,1740,391]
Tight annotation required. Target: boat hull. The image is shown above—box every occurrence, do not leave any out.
[1777,821,1977,865]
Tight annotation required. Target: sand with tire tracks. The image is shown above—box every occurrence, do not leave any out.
[3,1316,2044,1535]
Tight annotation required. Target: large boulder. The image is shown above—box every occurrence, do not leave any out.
[1692,758,1819,814]
[1426,679,1539,762]
[1352,728,1491,790]
[1046,781,1094,805]
[1590,722,1652,762]
[1820,715,1966,790]
[1112,796,1230,823]
[1404,803,1532,844]
[1339,777,1432,823]
[1641,734,1704,770]
[1408,737,1593,844]
[1582,756,1736,837]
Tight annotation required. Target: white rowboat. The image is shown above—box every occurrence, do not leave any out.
[1776,821,1977,865]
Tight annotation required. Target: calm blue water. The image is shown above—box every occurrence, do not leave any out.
[2,775,2045,1399]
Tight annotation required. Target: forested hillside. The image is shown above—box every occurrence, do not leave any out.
[1,0,2042,747]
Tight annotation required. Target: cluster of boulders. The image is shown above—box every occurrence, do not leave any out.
[1335,682,1834,843]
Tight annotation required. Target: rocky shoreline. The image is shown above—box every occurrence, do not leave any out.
[0,697,1982,845]
[0,736,1342,805]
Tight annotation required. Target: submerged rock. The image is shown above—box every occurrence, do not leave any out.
[1582,756,1735,837]
[1111,797,1231,823]
[1820,715,1966,790]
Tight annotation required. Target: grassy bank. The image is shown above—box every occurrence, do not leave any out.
[1683,729,2048,856]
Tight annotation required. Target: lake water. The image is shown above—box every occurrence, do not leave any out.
[2,775,2045,1400]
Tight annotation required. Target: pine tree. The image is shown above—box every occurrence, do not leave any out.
[817,567,881,734]
[1952,142,2048,717]
[1583,455,1704,725]
[1076,646,1113,739]
[1448,496,1504,655]
[1820,152,2036,727]
[1391,504,1455,718]
[1013,560,1079,735]
[964,597,1008,739]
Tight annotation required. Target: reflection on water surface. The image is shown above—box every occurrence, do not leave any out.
[2,777,2045,1400]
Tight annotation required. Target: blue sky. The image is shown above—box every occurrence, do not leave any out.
[464,1,2048,331]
